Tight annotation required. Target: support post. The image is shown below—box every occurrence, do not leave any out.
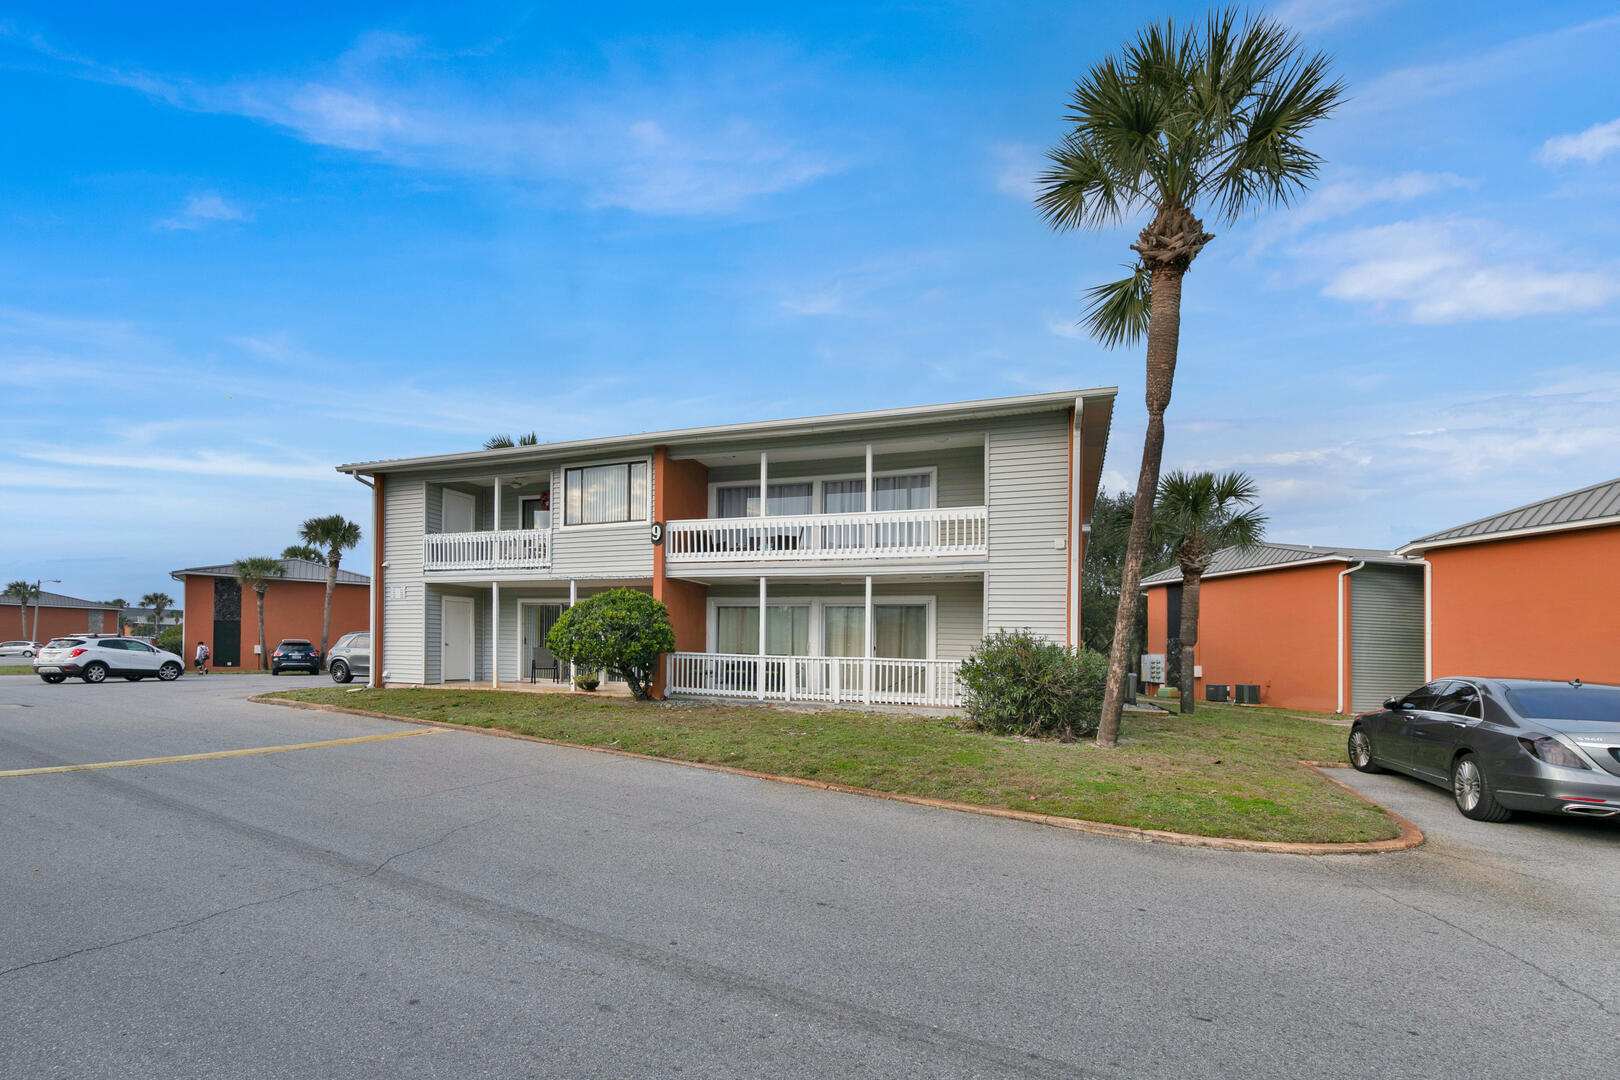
[493,476,502,534]
[757,576,767,701]
[759,452,768,517]
[864,442,874,551]
[864,574,873,706]
[491,581,500,688]
[568,579,577,691]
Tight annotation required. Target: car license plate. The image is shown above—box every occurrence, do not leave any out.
[36,666,60,673]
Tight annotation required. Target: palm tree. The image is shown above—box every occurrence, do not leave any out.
[297,514,363,666]
[232,558,283,671]
[1151,471,1266,713]
[281,543,324,562]
[3,581,33,638]
[140,592,174,637]
[1035,10,1343,746]
[483,432,538,449]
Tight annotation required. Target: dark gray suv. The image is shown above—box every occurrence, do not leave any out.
[328,631,370,684]
[1349,678,1620,822]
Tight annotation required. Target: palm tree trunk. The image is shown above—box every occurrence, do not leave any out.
[256,590,268,671]
[1096,267,1184,747]
[1178,571,1201,714]
[321,558,337,671]
[30,599,40,644]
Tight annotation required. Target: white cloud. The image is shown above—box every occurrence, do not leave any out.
[1316,219,1620,323]
[1248,170,1472,251]
[990,142,1042,201]
[1044,315,1084,340]
[1272,0,1399,34]
[1539,117,1620,165]
[157,191,250,231]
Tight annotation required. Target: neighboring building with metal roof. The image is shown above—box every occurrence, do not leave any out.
[1141,543,1424,715]
[169,558,370,670]
[1,590,122,641]
[1398,476,1620,686]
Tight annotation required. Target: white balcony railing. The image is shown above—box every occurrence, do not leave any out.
[665,652,964,708]
[664,507,987,564]
[423,528,551,571]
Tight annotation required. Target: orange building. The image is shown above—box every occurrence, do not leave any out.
[1399,476,1620,687]
[1141,543,1425,714]
[1,591,121,643]
[170,558,370,669]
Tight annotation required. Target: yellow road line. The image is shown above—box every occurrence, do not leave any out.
[0,729,437,778]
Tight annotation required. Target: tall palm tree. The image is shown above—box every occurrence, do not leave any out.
[297,514,363,666]
[1151,471,1266,713]
[1035,10,1342,746]
[232,558,283,671]
[140,591,174,637]
[281,543,324,562]
[3,581,33,638]
[483,432,538,449]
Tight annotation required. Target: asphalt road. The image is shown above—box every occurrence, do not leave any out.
[1,674,1616,1079]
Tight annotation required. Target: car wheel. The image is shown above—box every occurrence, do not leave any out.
[330,660,351,683]
[1348,724,1384,773]
[81,662,108,684]
[1452,752,1513,822]
[158,662,181,681]
[39,673,65,684]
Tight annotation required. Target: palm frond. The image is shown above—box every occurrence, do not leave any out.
[1081,264,1152,349]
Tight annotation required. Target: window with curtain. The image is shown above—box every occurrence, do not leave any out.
[822,479,864,514]
[821,604,927,659]
[564,462,648,525]
[873,473,932,510]
[716,483,814,517]
[715,605,810,655]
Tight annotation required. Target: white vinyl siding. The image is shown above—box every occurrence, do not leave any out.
[984,411,1070,643]
[381,474,428,685]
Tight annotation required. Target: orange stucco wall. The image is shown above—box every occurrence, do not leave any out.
[1145,562,1345,713]
[651,447,711,695]
[1427,524,1620,684]
[180,573,369,668]
[1,603,115,641]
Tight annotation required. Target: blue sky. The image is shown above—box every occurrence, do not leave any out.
[3,1,1618,605]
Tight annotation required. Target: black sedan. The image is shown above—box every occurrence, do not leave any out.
[269,639,321,675]
[1348,677,1620,822]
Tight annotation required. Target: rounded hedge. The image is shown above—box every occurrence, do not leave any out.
[545,588,675,701]
[957,629,1107,740]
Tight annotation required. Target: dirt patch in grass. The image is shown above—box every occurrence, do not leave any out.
[261,689,1387,844]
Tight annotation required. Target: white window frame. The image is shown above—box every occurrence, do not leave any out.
[705,594,936,660]
[559,455,653,530]
[706,466,938,518]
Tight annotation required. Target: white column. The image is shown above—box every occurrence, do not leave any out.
[491,581,500,688]
[759,452,769,517]
[757,576,768,701]
[864,443,874,551]
[864,574,873,706]
[568,579,578,691]
[492,476,502,533]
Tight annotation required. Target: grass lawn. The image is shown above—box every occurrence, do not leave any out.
[261,688,1386,844]
[0,665,32,676]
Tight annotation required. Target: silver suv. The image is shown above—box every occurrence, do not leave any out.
[327,631,371,684]
[35,635,185,684]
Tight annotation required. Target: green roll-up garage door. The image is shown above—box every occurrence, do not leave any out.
[1350,564,1425,713]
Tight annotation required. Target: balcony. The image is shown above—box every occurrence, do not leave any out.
[424,528,551,571]
[665,652,964,707]
[664,507,987,565]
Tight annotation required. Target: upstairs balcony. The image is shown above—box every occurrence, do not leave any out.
[424,528,551,572]
[664,506,987,565]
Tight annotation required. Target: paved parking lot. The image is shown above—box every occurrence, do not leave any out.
[2,673,1616,1078]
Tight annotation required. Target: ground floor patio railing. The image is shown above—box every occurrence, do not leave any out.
[664,652,963,708]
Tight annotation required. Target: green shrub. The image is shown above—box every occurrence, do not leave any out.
[545,588,675,701]
[958,629,1108,740]
[156,626,184,655]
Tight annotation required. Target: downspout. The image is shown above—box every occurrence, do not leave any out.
[1337,561,1365,714]
[348,472,377,688]
[1418,557,1432,681]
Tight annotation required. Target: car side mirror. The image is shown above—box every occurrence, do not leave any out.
[1384,696,1405,710]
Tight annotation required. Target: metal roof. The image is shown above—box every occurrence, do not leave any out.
[169,558,370,586]
[1399,475,1620,553]
[0,590,120,611]
[1140,542,1414,587]
[336,387,1118,475]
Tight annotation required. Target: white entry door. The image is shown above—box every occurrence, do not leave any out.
[441,596,475,681]
[443,488,477,533]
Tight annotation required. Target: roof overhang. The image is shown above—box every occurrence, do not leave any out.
[336,387,1118,476]
[1397,515,1620,555]
[1140,554,1418,589]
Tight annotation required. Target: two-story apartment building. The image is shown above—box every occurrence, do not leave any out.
[338,388,1115,707]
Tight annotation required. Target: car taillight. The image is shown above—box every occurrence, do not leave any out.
[68,648,87,658]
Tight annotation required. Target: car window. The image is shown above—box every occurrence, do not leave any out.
[1401,682,1448,711]
[47,638,84,648]
[99,639,127,651]
[1433,681,1482,718]
[1504,685,1620,723]
[129,641,154,653]
[353,633,369,648]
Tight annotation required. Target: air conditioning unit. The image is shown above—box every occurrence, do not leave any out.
[1205,684,1230,703]
[1234,684,1262,705]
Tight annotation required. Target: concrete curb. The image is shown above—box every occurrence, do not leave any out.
[250,695,1424,856]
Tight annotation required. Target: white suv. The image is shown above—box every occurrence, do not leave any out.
[34,636,185,684]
